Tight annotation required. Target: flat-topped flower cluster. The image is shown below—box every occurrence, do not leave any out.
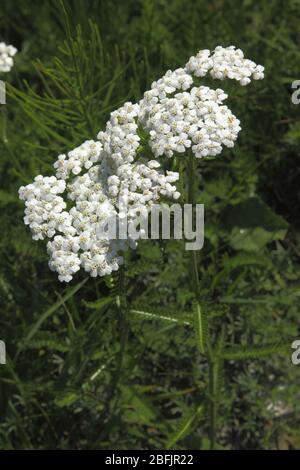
[0,42,17,73]
[19,46,264,282]
[19,114,179,282]
[139,46,264,159]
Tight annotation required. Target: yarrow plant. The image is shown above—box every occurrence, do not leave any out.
[0,42,17,73]
[18,44,269,449]
[19,46,264,283]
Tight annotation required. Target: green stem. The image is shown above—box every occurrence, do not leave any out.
[110,264,129,414]
[186,151,217,449]
[187,152,207,352]
[187,152,201,300]
[209,360,218,450]
[1,105,8,143]
[187,151,196,205]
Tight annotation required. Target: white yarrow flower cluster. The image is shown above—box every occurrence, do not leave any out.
[0,42,17,73]
[19,102,179,282]
[19,46,264,282]
[139,45,264,159]
[185,46,264,85]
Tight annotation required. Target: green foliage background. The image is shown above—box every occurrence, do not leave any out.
[0,0,300,450]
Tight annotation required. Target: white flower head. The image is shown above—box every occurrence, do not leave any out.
[0,42,17,73]
[139,45,264,160]
[19,101,179,282]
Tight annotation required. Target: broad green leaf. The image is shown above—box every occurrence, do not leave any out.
[224,197,288,251]
[229,226,284,252]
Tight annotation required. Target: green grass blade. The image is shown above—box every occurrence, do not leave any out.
[166,405,203,449]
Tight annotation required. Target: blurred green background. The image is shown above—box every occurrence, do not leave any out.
[0,0,300,450]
